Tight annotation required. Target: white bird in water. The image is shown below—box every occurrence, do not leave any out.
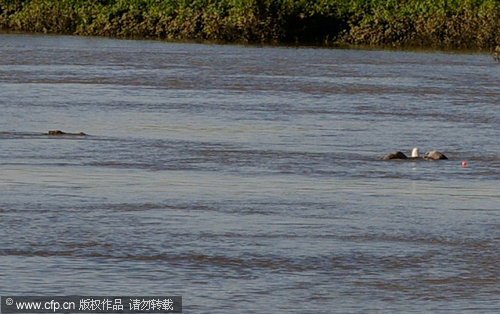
[411,147,419,158]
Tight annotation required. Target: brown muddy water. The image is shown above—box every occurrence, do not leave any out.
[0,33,499,313]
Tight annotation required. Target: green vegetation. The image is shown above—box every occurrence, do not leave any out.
[1,0,499,50]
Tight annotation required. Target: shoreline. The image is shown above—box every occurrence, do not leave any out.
[1,0,498,52]
[1,29,497,57]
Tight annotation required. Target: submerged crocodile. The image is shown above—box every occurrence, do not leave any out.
[47,130,87,136]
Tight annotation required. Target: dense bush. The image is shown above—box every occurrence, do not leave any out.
[1,0,499,49]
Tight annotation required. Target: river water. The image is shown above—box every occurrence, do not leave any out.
[0,33,498,313]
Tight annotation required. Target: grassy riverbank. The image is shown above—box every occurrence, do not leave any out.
[1,0,499,50]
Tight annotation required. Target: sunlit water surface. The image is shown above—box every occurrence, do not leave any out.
[0,34,499,313]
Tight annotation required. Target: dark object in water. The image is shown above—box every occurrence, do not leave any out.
[47,130,86,136]
[382,151,408,160]
[382,147,448,160]
[423,150,448,160]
